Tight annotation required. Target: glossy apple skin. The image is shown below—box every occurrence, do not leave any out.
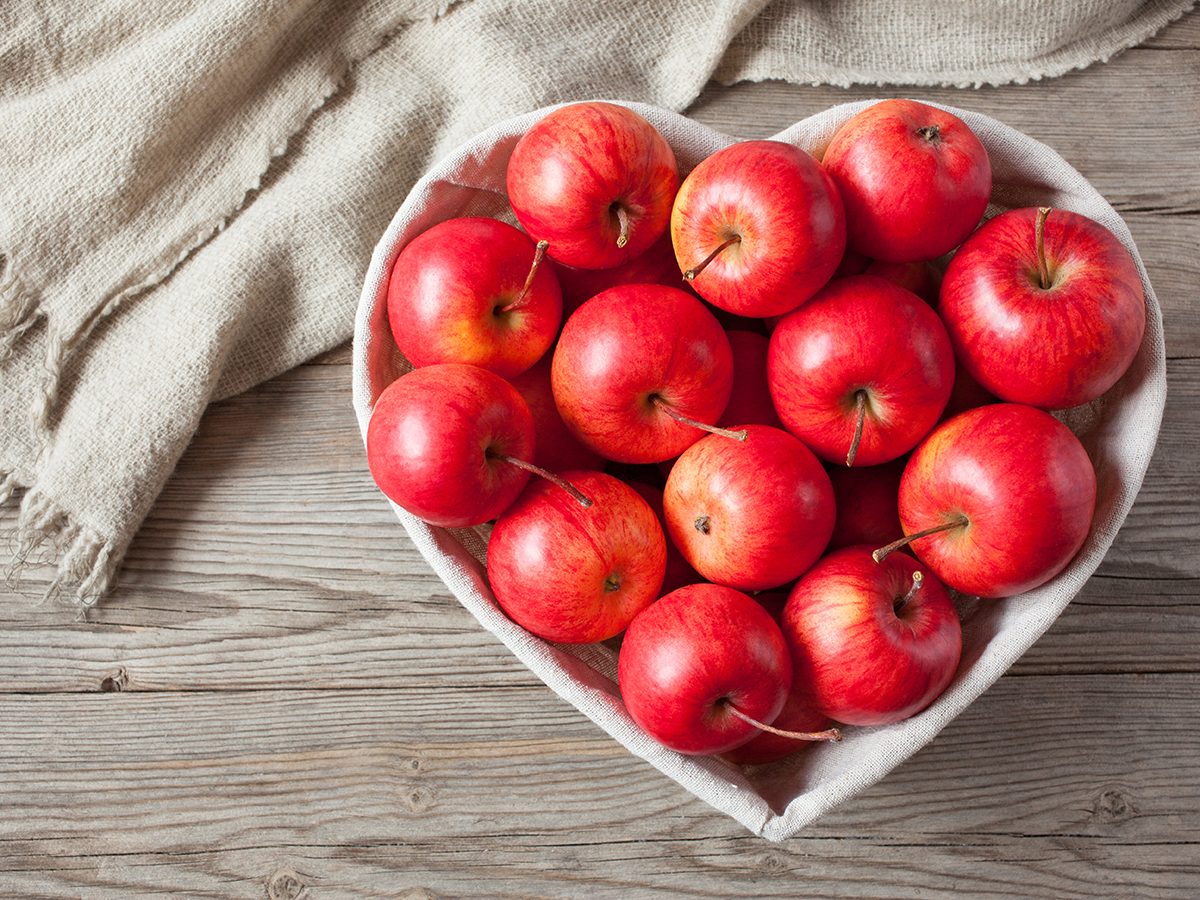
[488,471,666,643]
[939,207,1146,410]
[865,259,941,305]
[551,284,734,464]
[823,99,991,262]
[671,140,846,317]
[783,547,962,726]
[508,356,603,473]
[552,232,683,316]
[387,217,561,378]
[720,330,782,429]
[827,458,905,551]
[507,102,679,270]
[899,404,1097,598]
[664,425,835,590]
[618,584,791,755]
[768,275,955,466]
[628,482,701,596]
[366,364,533,527]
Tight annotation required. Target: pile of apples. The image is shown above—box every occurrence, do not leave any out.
[367,100,1146,763]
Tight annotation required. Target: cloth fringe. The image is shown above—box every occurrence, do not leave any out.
[2,468,115,612]
[0,271,40,361]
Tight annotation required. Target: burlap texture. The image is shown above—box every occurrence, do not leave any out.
[350,100,1166,840]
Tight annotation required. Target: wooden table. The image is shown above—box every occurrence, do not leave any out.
[3,12,1198,898]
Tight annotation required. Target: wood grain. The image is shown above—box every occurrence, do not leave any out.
[1,359,1195,693]
[0,675,1197,897]
[2,8,1198,897]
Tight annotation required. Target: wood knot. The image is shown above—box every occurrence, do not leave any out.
[99,667,128,692]
[758,851,791,874]
[1092,786,1138,825]
[399,784,436,814]
[267,869,306,900]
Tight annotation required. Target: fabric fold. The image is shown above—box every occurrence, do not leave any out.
[0,0,453,431]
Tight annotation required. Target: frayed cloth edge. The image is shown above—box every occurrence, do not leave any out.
[2,469,116,612]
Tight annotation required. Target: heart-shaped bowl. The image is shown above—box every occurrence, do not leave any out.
[351,100,1166,841]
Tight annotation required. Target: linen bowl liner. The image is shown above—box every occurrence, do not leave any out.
[351,100,1166,841]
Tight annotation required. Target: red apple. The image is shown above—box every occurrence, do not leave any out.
[366,364,533,527]
[551,284,737,464]
[507,102,679,269]
[551,231,682,316]
[783,546,962,726]
[823,99,991,262]
[508,356,604,473]
[628,482,701,595]
[618,584,794,755]
[865,259,941,305]
[387,217,561,378]
[719,330,782,429]
[488,471,666,643]
[827,458,905,551]
[768,275,955,467]
[670,140,846,317]
[939,207,1146,410]
[663,424,835,591]
[881,403,1097,598]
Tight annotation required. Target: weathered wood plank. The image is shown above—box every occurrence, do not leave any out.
[0,837,1196,899]
[0,674,1196,897]
[0,573,1194,693]
[0,358,1195,691]
[688,45,1200,211]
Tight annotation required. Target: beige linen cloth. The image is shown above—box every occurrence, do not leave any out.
[0,0,1192,607]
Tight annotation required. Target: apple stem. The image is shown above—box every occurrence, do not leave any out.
[724,703,843,743]
[683,235,741,282]
[846,390,868,467]
[497,240,550,315]
[894,570,924,614]
[488,453,592,508]
[872,515,969,564]
[916,124,941,144]
[1035,207,1052,289]
[614,205,631,249]
[651,396,748,442]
